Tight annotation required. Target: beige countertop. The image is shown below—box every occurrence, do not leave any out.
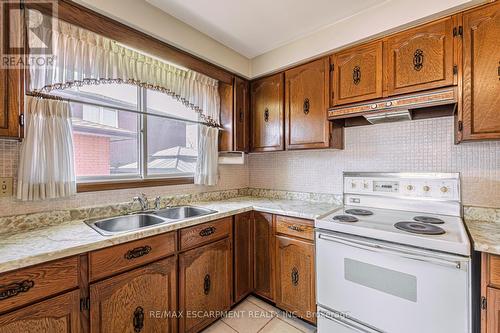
[465,219,500,256]
[0,196,340,274]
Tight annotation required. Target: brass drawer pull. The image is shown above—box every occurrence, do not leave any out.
[203,274,211,295]
[199,226,216,237]
[287,225,305,232]
[413,49,424,71]
[291,267,299,286]
[124,245,152,260]
[353,66,361,85]
[133,306,144,332]
[0,280,35,300]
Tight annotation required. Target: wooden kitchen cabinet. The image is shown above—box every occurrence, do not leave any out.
[234,77,250,152]
[0,290,80,333]
[179,238,232,333]
[331,41,383,106]
[384,17,455,96]
[458,1,500,142]
[285,58,333,150]
[487,287,500,333]
[250,73,284,152]
[253,212,275,301]
[233,212,254,303]
[481,253,500,333]
[90,257,177,333]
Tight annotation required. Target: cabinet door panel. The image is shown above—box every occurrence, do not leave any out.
[253,212,274,301]
[487,287,500,333]
[234,77,250,152]
[275,235,315,323]
[332,41,383,105]
[285,58,330,149]
[179,238,232,333]
[0,290,80,333]
[90,257,177,333]
[461,2,500,141]
[250,73,284,152]
[234,212,254,303]
[386,17,455,95]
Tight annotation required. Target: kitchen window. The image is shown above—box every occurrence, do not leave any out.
[52,83,199,187]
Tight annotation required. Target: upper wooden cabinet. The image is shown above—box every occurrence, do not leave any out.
[0,68,24,140]
[385,17,455,96]
[234,77,250,152]
[250,73,284,152]
[285,58,331,150]
[459,2,500,142]
[331,41,383,106]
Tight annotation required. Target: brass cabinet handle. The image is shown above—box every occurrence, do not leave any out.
[413,49,424,71]
[291,267,299,286]
[353,66,361,85]
[203,274,211,295]
[239,108,244,122]
[264,108,270,122]
[199,226,216,237]
[287,225,304,232]
[0,280,35,300]
[124,245,152,260]
[133,306,144,332]
[303,98,310,115]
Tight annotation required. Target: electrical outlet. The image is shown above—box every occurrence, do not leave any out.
[0,178,13,197]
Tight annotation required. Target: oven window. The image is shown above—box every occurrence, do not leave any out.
[344,258,417,302]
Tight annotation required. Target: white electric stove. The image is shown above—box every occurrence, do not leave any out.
[315,172,472,333]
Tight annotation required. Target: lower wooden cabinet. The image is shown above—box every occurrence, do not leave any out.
[275,235,316,323]
[234,212,254,303]
[90,257,177,333]
[179,238,232,333]
[0,290,80,333]
[487,287,500,333]
[253,212,275,301]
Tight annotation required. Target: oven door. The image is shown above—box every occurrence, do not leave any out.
[316,230,471,333]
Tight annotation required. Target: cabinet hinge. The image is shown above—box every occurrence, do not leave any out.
[453,65,458,75]
[458,120,463,132]
[453,26,463,37]
[330,64,334,72]
[481,296,487,310]
[80,297,90,311]
[19,114,24,127]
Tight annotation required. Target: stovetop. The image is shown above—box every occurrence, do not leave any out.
[316,205,471,256]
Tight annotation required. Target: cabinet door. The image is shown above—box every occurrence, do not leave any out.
[331,41,383,105]
[250,73,284,152]
[385,17,455,96]
[285,58,331,150]
[234,212,254,303]
[0,290,79,333]
[179,238,232,333]
[275,235,315,323]
[460,2,500,141]
[90,257,177,333]
[219,81,234,151]
[253,212,274,301]
[234,77,250,152]
[487,287,500,333]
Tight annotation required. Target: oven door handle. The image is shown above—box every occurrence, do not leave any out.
[319,310,381,333]
[318,233,464,270]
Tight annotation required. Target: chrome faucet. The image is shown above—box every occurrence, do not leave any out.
[154,196,161,210]
[133,193,149,211]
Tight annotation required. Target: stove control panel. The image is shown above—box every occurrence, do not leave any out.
[345,175,459,201]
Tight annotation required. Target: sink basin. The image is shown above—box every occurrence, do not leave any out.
[86,214,169,236]
[85,206,218,236]
[154,206,217,220]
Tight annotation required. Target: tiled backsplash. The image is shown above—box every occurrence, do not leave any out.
[249,117,500,208]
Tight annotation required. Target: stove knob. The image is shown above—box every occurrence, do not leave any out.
[423,185,431,192]
[440,186,449,193]
[351,182,356,188]
[406,185,414,191]
[363,183,369,189]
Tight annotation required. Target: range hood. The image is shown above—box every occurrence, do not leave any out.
[328,87,457,126]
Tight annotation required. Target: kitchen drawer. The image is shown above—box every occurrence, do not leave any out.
[180,217,232,251]
[89,232,176,281]
[489,254,500,288]
[275,215,314,241]
[0,256,79,313]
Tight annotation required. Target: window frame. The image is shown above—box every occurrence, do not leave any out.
[75,86,197,192]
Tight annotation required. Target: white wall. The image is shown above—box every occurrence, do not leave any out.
[250,0,486,77]
[75,0,252,78]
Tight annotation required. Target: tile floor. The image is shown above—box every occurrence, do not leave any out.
[202,296,316,333]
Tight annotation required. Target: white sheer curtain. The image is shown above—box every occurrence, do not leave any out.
[26,11,221,187]
[17,97,76,201]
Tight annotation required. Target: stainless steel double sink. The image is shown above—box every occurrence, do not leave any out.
[85,206,217,236]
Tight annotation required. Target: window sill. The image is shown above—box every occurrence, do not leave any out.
[77,177,194,192]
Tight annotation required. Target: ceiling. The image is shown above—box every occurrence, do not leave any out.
[146,0,388,58]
